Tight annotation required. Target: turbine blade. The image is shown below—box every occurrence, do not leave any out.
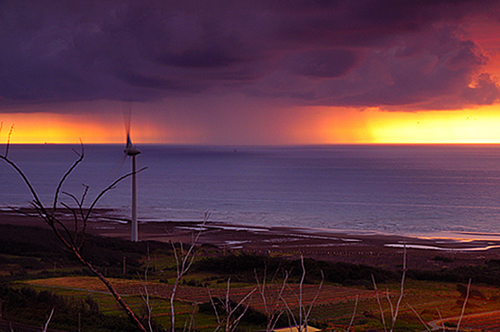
[123,107,133,154]
[123,108,132,143]
[126,132,133,148]
[123,105,141,156]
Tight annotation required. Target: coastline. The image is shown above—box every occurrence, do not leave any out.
[2,208,500,270]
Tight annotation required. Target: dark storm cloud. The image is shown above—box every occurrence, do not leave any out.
[288,49,358,78]
[0,0,499,110]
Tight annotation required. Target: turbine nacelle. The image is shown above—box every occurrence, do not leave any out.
[124,135,141,156]
[124,145,141,156]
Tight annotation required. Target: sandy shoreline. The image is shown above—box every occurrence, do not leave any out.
[2,208,500,270]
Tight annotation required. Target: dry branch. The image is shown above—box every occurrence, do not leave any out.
[0,145,149,332]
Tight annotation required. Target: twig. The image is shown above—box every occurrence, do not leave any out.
[255,267,289,332]
[42,308,55,332]
[170,211,209,332]
[53,140,84,214]
[346,295,358,332]
[137,264,154,332]
[210,277,256,332]
[390,243,407,331]
[5,124,14,158]
[371,274,387,332]
[456,278,471,332]
[281,256,323,332]
[208,287,222,330]
[84,166,147,222]
[0,146,149,332]
[436,308,445,332]
[407,303,431,332]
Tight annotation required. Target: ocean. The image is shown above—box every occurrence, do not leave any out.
[1,144,500,238]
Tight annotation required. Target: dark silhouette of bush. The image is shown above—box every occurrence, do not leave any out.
[408,260,500,286]
[0,284,160,331]
[193,253,398,285]
[199,298,276,327]
[0,223,171,277]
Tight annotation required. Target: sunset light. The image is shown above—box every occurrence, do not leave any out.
[1,1,500,146]
[367,106,500,144]
[4,106,500,145]
[5,2,500,331]
[0,113,123,144]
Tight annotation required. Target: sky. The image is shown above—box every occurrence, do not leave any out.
[1,0,500,144]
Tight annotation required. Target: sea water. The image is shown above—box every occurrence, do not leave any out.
[1,144,500,237]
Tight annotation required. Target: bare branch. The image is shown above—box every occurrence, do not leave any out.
[385,288,393,322]
[346,295,358,332]
[84,166,147,221]
[371,274,387,332]
[80,184,90,211]
[304,270,323,331]
[0,155,46,216]
[456,278,471,332]
[138,265,154,332]
[436,308,445,332]
[5,124,14,158]
[61,201,79,231]
[53,141,84,213]
[391,244,407,331]
[0,146,149,332]
[229,288,257,332]
[255,267,289,332]
[281,287,299,331]
[170,212,209,332]
[373,244,406,332]
[62,187,90,249]
[211,277,256,332]
[407,303,431,332]
[281,256,323,332]
[208,287,222,330]
[42,308,55,332]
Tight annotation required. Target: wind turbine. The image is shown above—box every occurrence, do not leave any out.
[124,116,141,242]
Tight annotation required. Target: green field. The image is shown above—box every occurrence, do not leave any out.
[2,224,500,331]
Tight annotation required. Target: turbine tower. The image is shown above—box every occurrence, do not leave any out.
[124,122,141,242]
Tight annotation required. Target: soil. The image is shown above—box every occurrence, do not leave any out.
[2,208,500,271]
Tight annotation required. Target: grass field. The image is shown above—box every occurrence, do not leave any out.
[3,223,500,331]
[16,274,500,331]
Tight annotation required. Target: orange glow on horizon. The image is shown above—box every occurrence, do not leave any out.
[3,106,500,145]
[290,106,500,144]
[366,106,500,144]
[0,113,130,144]
[0,111,204,144]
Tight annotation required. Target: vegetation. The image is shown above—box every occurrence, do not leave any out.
[0,223,171,282]
[1,138,499,331]
[3,224,500,331]
[0,284,141,331]
[409,260,500,286]
[4,138,500,331]
[193,254,399,286]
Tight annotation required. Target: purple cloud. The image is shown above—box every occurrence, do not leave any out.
[0,0,499,110]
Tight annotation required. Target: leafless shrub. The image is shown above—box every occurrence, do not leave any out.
[255,266,289,332]
[170,212,208,332]
[372,244,406,332]
[208,277,257,332]
[281,255,324,332]
[0,140,148,332]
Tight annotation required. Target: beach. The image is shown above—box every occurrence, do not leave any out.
[2,208,500,271]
